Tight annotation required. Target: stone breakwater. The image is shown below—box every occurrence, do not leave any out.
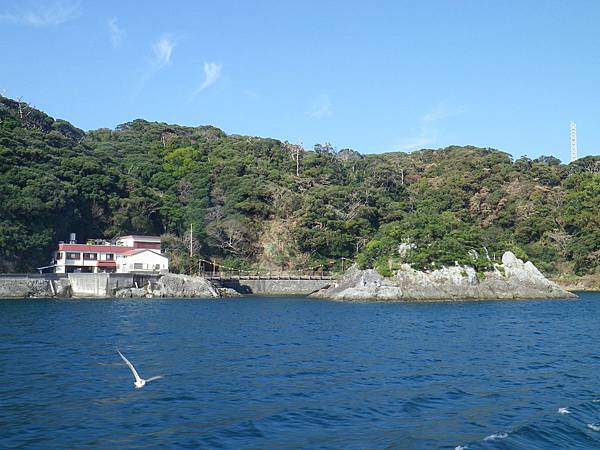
[310,252,577,302]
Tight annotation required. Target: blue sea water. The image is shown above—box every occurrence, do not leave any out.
[1,293,600,449]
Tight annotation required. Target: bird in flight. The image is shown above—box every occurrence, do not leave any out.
[118,350,163,389]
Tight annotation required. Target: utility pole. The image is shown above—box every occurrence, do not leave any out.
[189,223,193,258]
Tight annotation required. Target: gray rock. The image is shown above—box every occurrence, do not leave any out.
[115,287,148,298]
[217,287,243,297]
[53,279,71,297]
[311,251,577,302]
[152,274,219,298]
[114,274,221,298]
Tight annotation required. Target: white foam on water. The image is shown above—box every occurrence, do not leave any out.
[484,432,508,441]
[558,407,571,414]
[593,399,600,403]
[455,446,468,450]
[588,423,600,432]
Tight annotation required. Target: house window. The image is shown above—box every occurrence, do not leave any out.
[83,253,98,260]
[154,264,161,270]
[66,252,81,260]
[134,263,143,270]
[105,253,114,261]
[56,252,63,260]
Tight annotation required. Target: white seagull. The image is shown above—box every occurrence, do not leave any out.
[118,350,163,389]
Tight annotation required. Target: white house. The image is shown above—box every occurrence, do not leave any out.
[51,234,169,274]
[116,249,169,274]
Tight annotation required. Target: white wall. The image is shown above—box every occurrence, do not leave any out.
[116,237,135,247]
[55,250,117,273]
[116,250,169,273]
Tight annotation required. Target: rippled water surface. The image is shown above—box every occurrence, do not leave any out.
[2,293,600,449]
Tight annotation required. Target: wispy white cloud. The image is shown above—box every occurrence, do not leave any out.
[152,36,174,68]
[0,0,80,27]
[392,103,464,152]
[192,62,222,97]
[244,89,259,99]
[422,102,464,123]
[134,35,176,92]
[308,95,333,118]
[394,129,437,152]
[107,17,125,48]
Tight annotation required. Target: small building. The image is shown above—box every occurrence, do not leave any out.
[51,234,169,274]
[116,249,168,273]
[114,235,161,250]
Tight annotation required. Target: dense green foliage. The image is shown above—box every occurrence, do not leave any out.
[1,96,598,276]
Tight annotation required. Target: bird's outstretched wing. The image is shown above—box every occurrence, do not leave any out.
[118,350,142,383]
[145,375,164,383]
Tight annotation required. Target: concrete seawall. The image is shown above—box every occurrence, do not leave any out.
[216,279,331,295]
[68,273,134,297]
[0,273,332,298]
[0,274,71,298]
[0,273,137,298]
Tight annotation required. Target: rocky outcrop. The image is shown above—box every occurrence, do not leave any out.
[114,287,148,298]
[53,279,72,297]
[310,252,577,302]
[217,287,243,297]
[115,273,220,298]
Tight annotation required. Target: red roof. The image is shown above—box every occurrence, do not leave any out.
[121,249,163,257]
[58,244,134,253]
[118,235,161,242]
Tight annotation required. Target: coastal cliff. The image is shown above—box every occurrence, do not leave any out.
[310,252,577,301]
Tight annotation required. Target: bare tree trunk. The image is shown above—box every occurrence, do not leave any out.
[17,97,24,121]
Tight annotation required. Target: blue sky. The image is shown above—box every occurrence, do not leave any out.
[1,0,599,161]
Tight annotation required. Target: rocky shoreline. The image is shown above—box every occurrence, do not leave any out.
[0,252,580,301]
[114,274,240,298]
[0,273,232,299]
[310,252,577,302]
[551,275,600,292]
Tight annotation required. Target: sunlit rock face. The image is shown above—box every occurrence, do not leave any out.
[116,274,221,298]
[310,252,577,302]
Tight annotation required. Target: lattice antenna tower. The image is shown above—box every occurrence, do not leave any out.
[570,121,578,162]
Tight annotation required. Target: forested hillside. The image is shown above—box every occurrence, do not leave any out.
[1,96,598,276]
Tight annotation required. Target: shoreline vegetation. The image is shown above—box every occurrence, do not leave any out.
[0,96,598,288]
[551,275,600,292]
